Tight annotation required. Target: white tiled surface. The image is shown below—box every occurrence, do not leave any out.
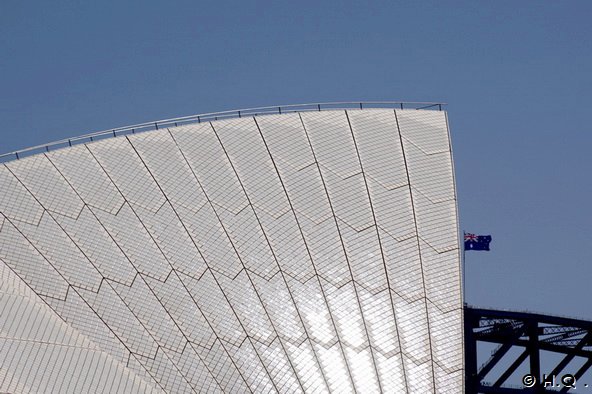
[0,109,462,393]
[0,260,160,393]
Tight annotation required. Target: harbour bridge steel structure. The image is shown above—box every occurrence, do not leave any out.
[465,306,592,393]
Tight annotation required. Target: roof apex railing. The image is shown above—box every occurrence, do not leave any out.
[0,101,446,163]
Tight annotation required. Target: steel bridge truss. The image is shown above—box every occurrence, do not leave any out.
[465,307,592,393]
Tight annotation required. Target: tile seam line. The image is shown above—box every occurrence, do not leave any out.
[131,131,295,394]
[210,119,333,392]
[345,109,410,394]
[251,116,382,379]
[394,109,439,392]
[162,130,297,394]
[0,253,68,323]
[92,139,249,394]
[167,127,288,394]
[43,153,220,376]
[300,111,387,393]
[266,114,364,392]
[82,145,225,393]
[0,169,168,393]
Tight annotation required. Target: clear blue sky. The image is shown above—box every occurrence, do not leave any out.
[1,1,591,320]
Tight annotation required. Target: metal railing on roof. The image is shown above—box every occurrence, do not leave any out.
[0,101,446,163]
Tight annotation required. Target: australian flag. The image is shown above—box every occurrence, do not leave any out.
[464,233,492,251]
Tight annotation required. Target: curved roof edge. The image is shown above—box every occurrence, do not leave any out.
[1,101,446,163]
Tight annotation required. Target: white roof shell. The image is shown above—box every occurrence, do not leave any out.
[0,108,462,393]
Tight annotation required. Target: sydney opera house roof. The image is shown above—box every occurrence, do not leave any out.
[0,104,462,393]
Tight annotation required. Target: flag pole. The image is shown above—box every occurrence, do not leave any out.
[462,231,466,304]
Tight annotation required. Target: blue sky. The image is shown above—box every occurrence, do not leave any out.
[1,1,591,320]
